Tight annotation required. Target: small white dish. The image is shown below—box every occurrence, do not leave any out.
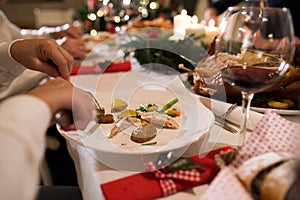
[251,107,300,116]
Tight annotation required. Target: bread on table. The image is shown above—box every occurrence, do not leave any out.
[236,152,296,200]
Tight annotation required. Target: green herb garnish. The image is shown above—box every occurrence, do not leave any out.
[159,98,179,112]
[141,141,157,146]
[166,157,202,172]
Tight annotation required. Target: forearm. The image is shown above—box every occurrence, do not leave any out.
[0,95,51,200]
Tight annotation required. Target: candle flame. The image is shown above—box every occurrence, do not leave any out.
[192,15,198,25]
[181,9,187,16]
[208,19,215,27]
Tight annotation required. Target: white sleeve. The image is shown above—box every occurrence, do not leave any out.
[0,95,51,200]
[0,41,26,88]
[0,10,27,87]
[0,10,22,42]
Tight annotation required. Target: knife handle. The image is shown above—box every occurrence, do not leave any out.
[55,109,73,128]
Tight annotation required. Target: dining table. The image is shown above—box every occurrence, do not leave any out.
[63,32,300,200]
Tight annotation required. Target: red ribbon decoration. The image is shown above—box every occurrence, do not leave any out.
[100,146,234,200]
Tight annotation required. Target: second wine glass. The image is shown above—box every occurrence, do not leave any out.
[216,6,295,148]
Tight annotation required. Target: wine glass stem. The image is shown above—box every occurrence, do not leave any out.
[237,91,254,148]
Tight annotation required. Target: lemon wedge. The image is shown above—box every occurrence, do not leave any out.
[111,98,128,112]
[268,100,289,109]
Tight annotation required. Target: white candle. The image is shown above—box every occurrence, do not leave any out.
[185,15,205,39]
[204,19,220,44]
[173,9,191,38]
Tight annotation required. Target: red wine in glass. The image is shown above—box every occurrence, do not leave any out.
[221,66,281,93]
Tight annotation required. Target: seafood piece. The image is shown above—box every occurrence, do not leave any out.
[108,117,133,139]
[131,123,157,143]
[140,112,179,129]
[97,114,115,124]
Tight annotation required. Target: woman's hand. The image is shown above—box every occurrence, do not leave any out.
[61,37,86,60]
[10,39,73,80]
[27,77,95,130]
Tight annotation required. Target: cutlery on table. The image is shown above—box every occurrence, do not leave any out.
[200,97,238,133]
[213,104,238,133]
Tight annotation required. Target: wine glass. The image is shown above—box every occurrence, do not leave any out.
[100,0,141,34]
[216,6,295,148]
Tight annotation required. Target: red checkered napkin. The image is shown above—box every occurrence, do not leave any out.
[231,110,300,168]
[202,110,300,200]
[100,147,233,200]
[146,162,202,196]
[202,167,253,200]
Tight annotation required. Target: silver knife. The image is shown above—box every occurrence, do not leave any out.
[214,114,238,133]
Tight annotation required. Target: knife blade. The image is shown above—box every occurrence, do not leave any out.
[214,115,238,133]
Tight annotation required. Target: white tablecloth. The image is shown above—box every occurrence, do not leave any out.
[67,62,300,200]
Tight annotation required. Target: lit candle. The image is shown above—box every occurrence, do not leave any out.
[204,19,220,44]
[185,15,205,39]
[173,9,192,38]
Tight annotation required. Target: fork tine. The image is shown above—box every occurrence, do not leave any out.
[222,103,237,119]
